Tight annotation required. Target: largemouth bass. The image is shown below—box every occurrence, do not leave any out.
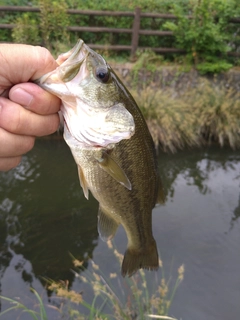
[36,39,164,277]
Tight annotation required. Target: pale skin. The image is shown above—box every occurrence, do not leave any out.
[0,44,61,171]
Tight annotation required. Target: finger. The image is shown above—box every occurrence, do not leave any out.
[0,97,60,136]
[0,156,21,172]
[9,82,61,115]
[0,127,35,157]
[0,44,58,88]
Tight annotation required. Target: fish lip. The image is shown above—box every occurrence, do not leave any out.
[35,39,89,87]
[56,39,85,65]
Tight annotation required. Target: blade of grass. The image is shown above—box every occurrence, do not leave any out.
[0,295,39,320]
[0,305,23,317]
[31,288,47,320]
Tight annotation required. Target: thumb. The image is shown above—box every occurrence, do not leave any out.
[0,44,58,89]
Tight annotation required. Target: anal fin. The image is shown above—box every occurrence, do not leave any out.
[96,151,131,190]
[77,165,89,199]
[98,206,119,241]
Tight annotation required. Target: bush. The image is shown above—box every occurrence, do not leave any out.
[164,0,240,73]
[12,13,41,45]
[11,0,70,52]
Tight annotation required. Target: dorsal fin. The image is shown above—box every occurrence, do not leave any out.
[96,151,132,190]
[98,206,119,241]
[77,165,89,199]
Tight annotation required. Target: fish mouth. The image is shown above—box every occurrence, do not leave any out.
[34,39,90,95]
[35,39,136,148]
[56,39,85,65]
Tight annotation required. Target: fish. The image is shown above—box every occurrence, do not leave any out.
[35,39,165,277]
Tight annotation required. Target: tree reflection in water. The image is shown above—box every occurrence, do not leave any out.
[0,138,99,299]
[158,147,240,227]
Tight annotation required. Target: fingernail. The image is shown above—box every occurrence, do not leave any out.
[10,88,33,108]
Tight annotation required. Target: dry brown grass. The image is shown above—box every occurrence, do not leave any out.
[132,86,201,153]
[189,80,240,149]
[131,79,240,152]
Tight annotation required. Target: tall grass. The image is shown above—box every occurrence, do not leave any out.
[132,86,201,153]
[131,78,240,152]
[190,80,240,149]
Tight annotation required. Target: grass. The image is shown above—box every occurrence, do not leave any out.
[48,241,184,319]
[0,242,184,320]
[0,288,47,320]
[132,86,200,153]
[190,80,240,149]
[131,78,240,153]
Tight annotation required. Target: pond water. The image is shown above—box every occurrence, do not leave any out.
[0,137,239,320]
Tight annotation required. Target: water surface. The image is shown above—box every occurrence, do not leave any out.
[0,137,239,319]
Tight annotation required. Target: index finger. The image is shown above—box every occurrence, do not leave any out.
[0,44,58,88]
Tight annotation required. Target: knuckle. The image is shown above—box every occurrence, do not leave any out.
[34,46,57,75]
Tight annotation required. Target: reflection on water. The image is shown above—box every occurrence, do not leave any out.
[0,138,240,320]
[232,194,240,228]
[0,138,99,292]
[159,148,240,226]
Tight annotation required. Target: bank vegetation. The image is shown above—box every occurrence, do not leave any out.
[128,65,240,153]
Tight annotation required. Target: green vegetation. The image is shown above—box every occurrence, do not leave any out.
[164,0,239,74]
[0,242,183,319]
[1,0,240,71]
[11,0,70,51]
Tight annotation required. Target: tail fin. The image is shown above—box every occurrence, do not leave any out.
[121,241,159,277]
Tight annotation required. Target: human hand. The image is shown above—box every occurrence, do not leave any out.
[0,44,61,171]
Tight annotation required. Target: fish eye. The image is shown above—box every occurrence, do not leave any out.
[95,67,110,83]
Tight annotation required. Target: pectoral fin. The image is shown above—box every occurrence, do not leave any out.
[96,152,132,190]
[98,206,119,241]
[77,165,89,199]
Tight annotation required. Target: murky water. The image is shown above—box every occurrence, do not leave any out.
[0,137,239,320]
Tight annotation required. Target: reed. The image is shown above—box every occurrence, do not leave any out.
[132,86,201,153]
[190,80,240,149]
[131,78,240,152]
